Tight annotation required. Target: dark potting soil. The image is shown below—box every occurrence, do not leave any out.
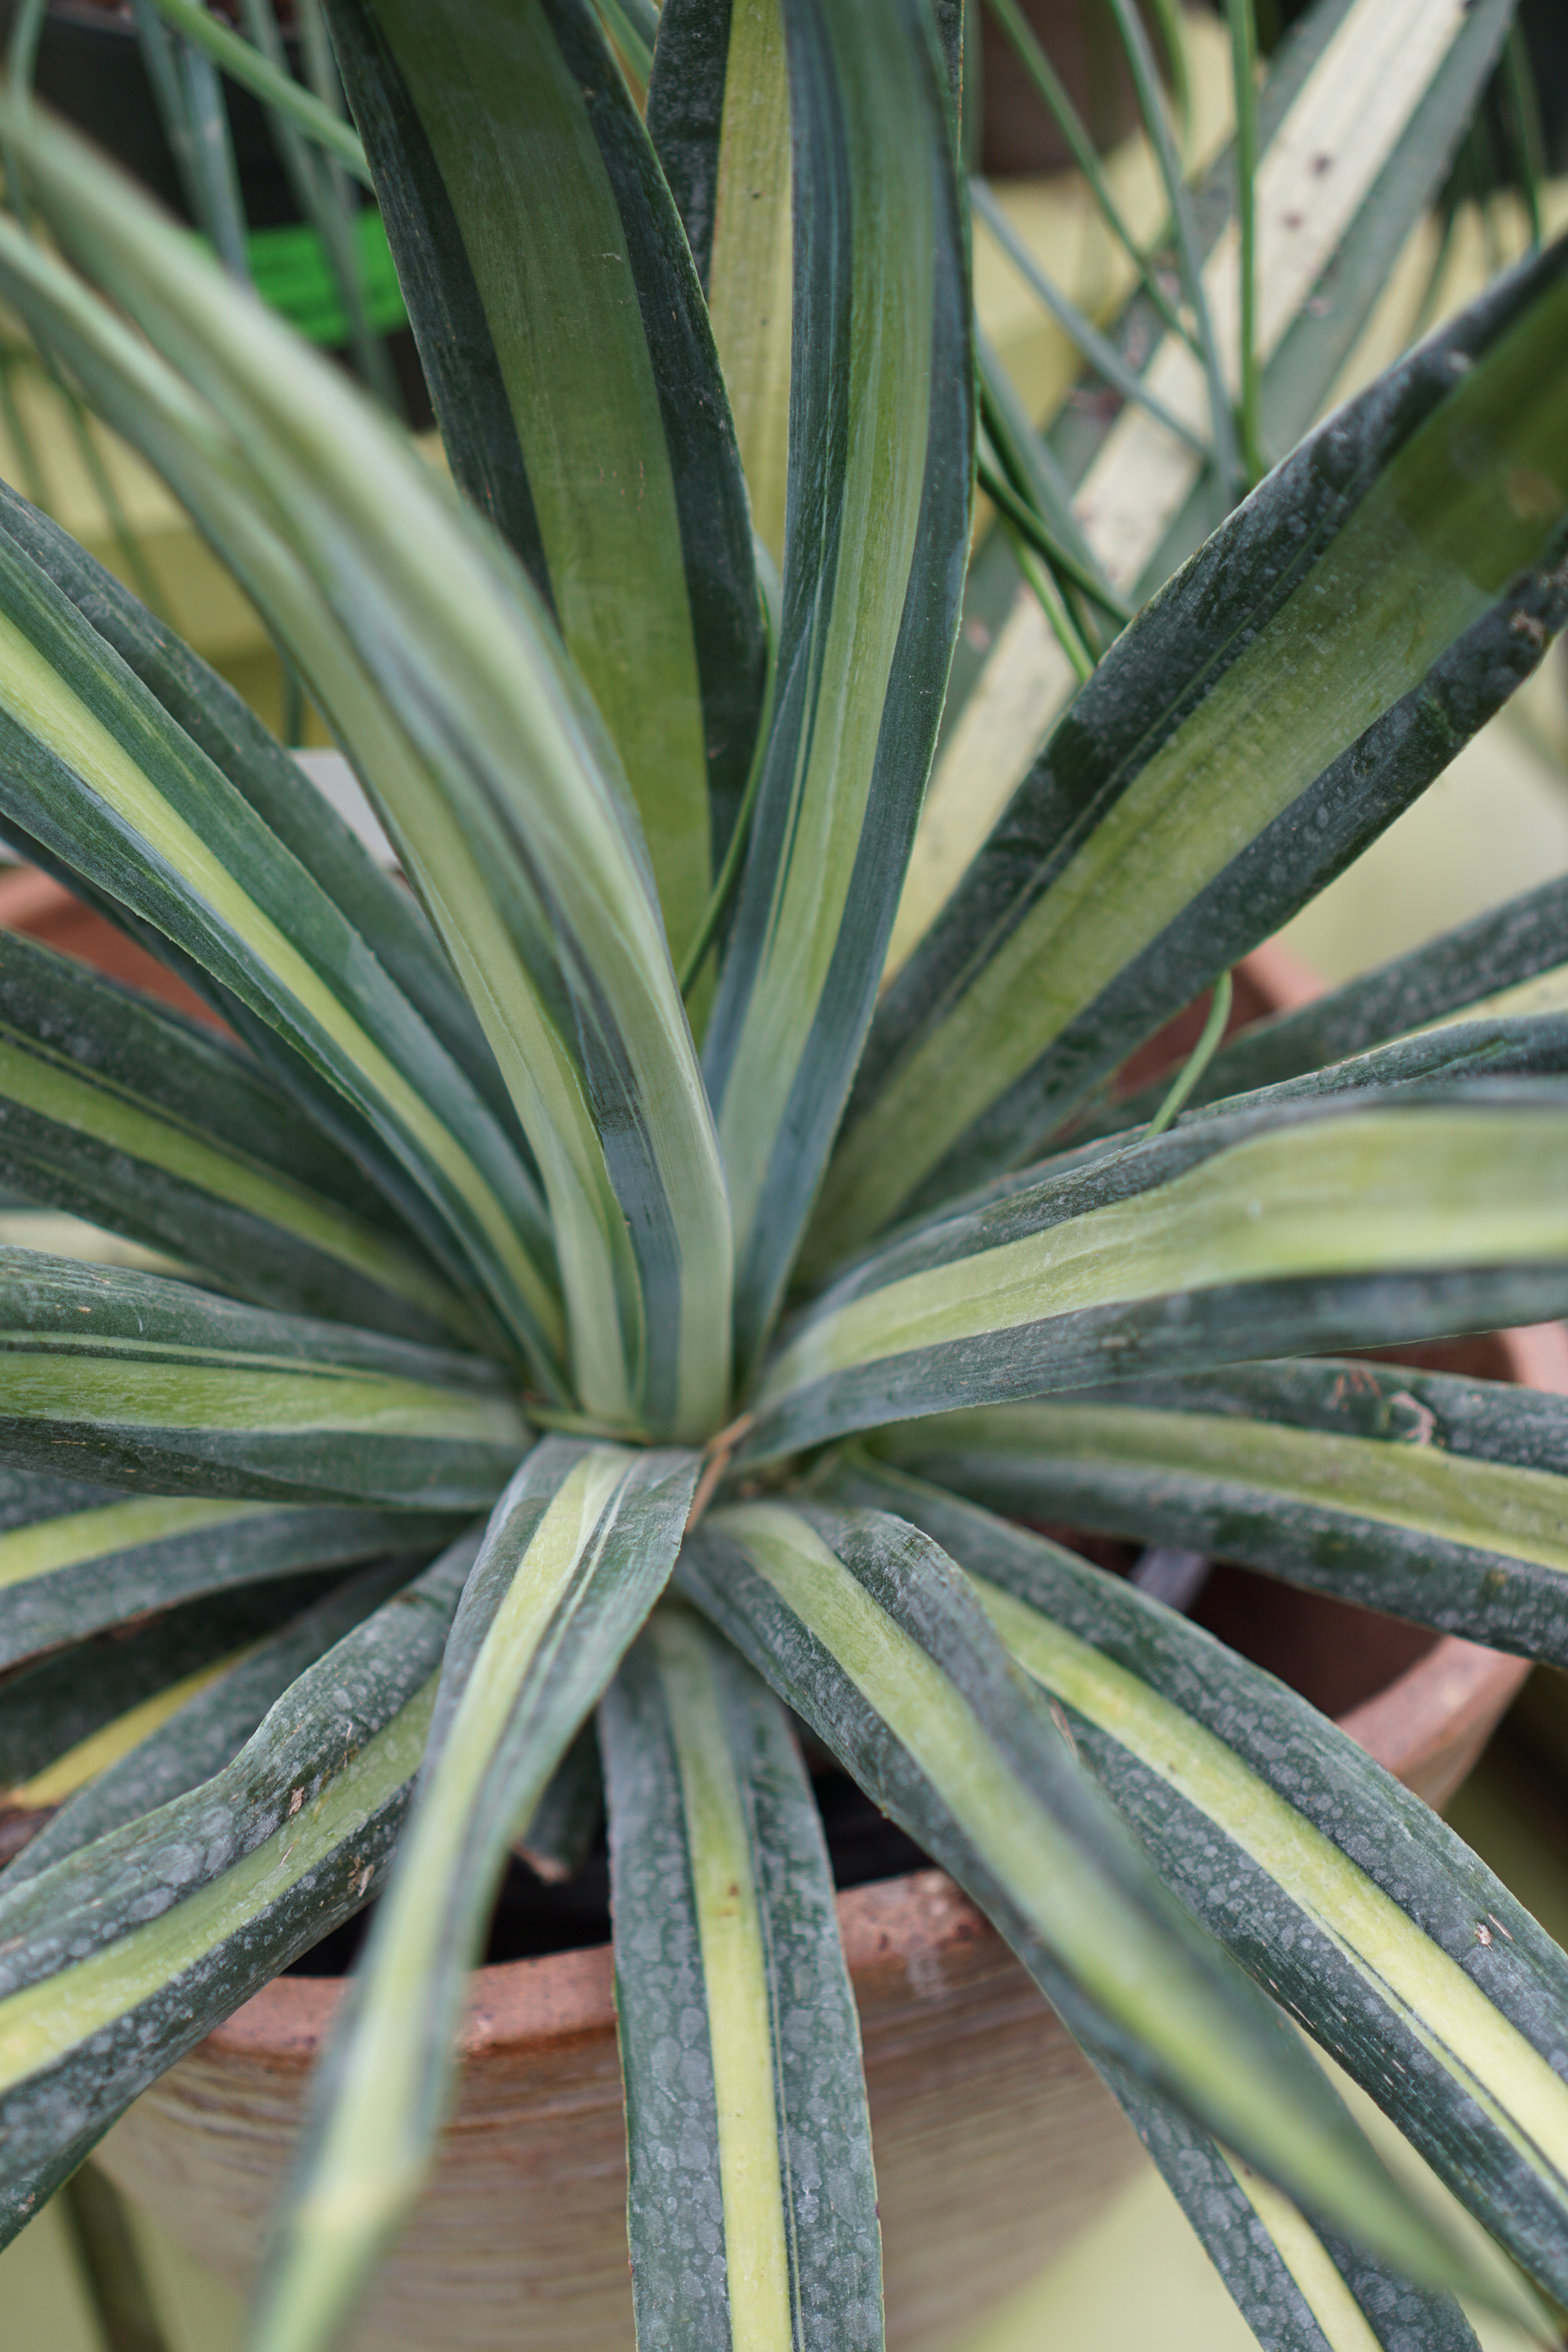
[285,1765,931,1978]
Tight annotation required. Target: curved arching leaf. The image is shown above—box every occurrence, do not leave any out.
[0,1457,457,1673]
[813,239,1568,1264]
[0,1250,528,1505]
[0,476,524,1156]
[0,104,734,1442]
[747,1087,1568,1462]
[325,0,768,958]
[252,1438,697,2352]
[870,1355,1568,1664]
[676,1497,1490,2304]
[4,1557,421,1886]
[1095,873,1568,1140]
[0,927,480,1347]
[830,1461,1568,2313]
[0,472,562,1381]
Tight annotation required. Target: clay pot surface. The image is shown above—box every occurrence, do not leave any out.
[3,880,1554,2346]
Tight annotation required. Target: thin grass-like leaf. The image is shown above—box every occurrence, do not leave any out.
[137,0,372,183]
[602,1603,882,2352]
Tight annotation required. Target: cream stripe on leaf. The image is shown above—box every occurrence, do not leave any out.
[0,104,734,1445]
[649,0,794,572]
[811,239,1568,1266]
[832,1461,1568,2308]
[325,0,768,966]
[250,1438,699,2352]
[746,1088,1568,1463]
[0,1250,528,1508]
[0,485,562,1389]
[870,1356,1568,1663]
[0,927,477,1348]
[1084,872,1568,1144]
[0,479,525,1160]
[0,1532,481,2241]
[697,0,974,1374]
[601,1604,881,2352]
[0,1468,459,1671]
[675,1499,1493,2304]
[1103,2063,1483,2352]
[3,1560,421,1889]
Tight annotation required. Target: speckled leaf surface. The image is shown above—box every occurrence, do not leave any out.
[603,1603,881,2352]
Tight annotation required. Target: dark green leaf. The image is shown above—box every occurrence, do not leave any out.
[832,1460,1568,2312]
[749,1085,1568,1463]
[4,1558,423,1885]
[814,241,1568,1259]
[602,1603,882,2352]
[676,1497,1486,2301]
[0,1531,479,2244]
[869,1353,1568,1664]
[699,0,975,1371]
[0,1249,528,1504]
[327,0,768,958]
[0,1454,456,1671]
[251,1439,698,2352]
[0,925,481,1346]
[1097,873,1568,1139]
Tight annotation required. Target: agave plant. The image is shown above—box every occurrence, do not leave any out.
[0,0,1567,2346]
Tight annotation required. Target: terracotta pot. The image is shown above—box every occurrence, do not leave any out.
[2,878,1555,2347]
